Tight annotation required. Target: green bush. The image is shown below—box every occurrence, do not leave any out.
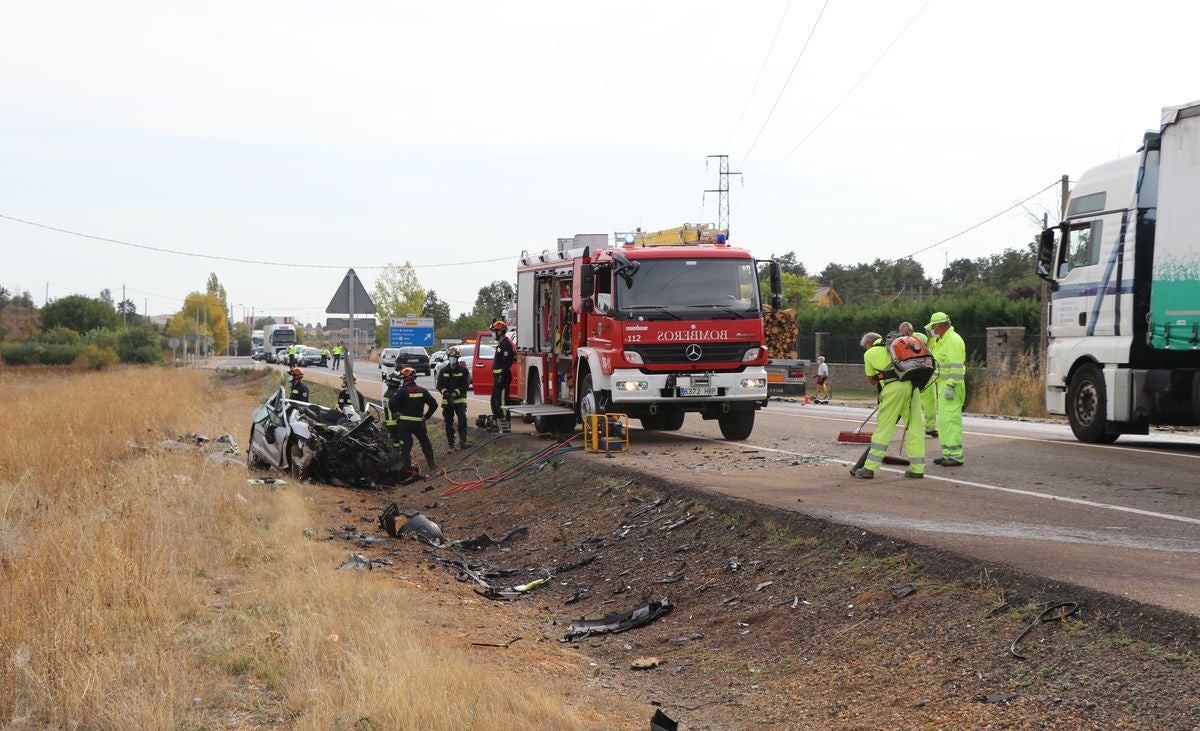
[794,292,1040,338]
[116,327,162,364]
[74,345,119,371]
[83,327,120,350]
[0,343,85,365]
[40,325,82,345]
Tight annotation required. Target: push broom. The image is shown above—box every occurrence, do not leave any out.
[837,405,878,443]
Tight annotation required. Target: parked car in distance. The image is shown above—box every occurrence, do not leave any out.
[430,350,447,368]
[432,344,489,389]
[397,346,431,375]
[251,347,267,361]
[300,346,323,366]
[379,348,400,371]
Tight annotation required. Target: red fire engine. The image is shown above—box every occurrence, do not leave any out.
[507,230,779,441]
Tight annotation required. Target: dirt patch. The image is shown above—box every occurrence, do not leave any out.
[303,435,1200,730]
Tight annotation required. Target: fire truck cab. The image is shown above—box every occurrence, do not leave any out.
[513,231,773,440]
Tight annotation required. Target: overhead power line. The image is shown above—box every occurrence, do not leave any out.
[893,179,1061,262]
[753,0,932,182]
[0,212,514,270]
[737,0,832,170]
[721,0,794,154]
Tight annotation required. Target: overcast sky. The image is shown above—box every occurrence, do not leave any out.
[3,0,1197,325]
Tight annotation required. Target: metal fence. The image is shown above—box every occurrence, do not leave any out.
[797,333,1041,365]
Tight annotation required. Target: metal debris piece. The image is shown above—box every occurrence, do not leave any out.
[671,633,703,645]
[978,692,1016,704]
[755,581,774,592]
[450,526,529,552]
[378,503,444,544]
[563,596,674,641]
[1010,601,1080,660]
[719,591,739,606]
[631,656,661,670]
[470,635,523,649]
[338,552,372,571]
[247,478,287,486]
[557,554,598,573]
[614,580,632,595]
[628,496,667,519]
[726,557,742,572]
[565,588,591,605]
[650,709,679,731]
[654,561,687,584]
[890,582,916,599]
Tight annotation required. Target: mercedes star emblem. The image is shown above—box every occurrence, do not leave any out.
[684,344,703,361]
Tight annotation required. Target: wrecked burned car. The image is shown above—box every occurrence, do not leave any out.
[247,387,408,487]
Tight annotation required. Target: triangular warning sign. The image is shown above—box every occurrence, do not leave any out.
[326,268,377,314]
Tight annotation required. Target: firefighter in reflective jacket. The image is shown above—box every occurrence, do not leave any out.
[337,375,365,415]
[489,320,515,434]
[286,367,309,402]
[387,367,438,474]
[852,333,924,479]
[436,346,471,451]
[382,370,402,432]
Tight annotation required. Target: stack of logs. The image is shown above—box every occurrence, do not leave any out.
[763,304,799,358]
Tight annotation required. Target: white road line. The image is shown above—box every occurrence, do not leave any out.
[759,405,1200,461]
[670,431,1200,527]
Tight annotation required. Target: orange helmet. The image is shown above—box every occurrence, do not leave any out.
[289,367,304,379]
[400,367,417,381]
[490,319,508,332]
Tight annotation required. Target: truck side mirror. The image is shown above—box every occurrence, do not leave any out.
[580,264,595,297]
[1035,228,1059,291]
[769,260,783,309]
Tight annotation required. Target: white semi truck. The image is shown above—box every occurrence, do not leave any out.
[1036,99,1200,442]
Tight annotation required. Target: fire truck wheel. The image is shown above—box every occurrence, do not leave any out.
[717,410,755,441]
[579,373,607,439]
[529,374,551,434]
[640,412,667,430]
[661,408,685,431]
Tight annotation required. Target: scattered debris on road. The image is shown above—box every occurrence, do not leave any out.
[469,635,523,649]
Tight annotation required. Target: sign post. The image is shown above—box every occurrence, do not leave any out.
[326,269,378,412]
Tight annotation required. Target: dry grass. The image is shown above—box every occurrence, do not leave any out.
[966,352,1050,418]
[0,367,609,729]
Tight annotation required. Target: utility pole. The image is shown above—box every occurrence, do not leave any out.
[122,284,127,328]
[705,154,742,235]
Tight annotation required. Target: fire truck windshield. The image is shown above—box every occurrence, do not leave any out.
[615,258,760,318]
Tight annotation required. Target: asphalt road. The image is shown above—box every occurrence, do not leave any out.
[224,356,1200,616]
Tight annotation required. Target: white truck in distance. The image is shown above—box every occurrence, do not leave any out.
[1036,99,1200,442]
[265,323,297,362]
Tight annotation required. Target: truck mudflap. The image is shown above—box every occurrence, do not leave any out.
[603,367,769,405]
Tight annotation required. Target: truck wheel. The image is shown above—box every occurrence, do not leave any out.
[1067,363,1118,443]
[579,373,609,441]
[661,408,685,431]
[640,412,667,430]
[717,410,755,441]
[529,373,551,434]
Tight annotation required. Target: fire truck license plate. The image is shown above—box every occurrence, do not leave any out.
[678,386,717,397]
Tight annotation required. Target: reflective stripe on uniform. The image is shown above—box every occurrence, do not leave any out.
[399,415,423,422]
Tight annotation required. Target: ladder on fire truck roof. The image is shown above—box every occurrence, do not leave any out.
[614,223,728,247]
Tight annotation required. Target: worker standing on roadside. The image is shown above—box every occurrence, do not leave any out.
[926,311,966,466]
[387,367,438,474]
[287,367,309,402]
[332,343,343,370]
[899,321,938,437]
[320,346,330,368]
[436,346,471,451]
[489,320,515,434]
[852,332,924,479]
[287,342,298,368]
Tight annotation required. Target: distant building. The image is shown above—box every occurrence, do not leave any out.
[809,286,842,308]
[149,314,172,328]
